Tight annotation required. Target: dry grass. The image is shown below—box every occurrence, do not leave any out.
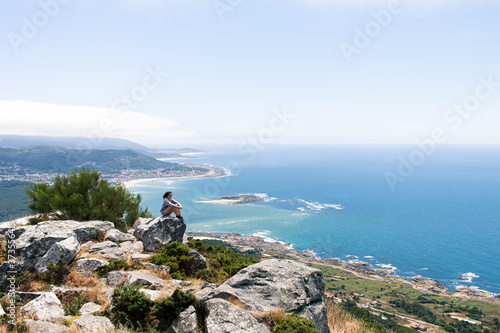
[65,270,101,288]
[17,278,51,292]
[326,299,370,333]
[85,284,111,313]
[253,308,287,327]
[225,294,247,310]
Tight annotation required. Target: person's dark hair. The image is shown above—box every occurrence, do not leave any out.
[163,191,172,199]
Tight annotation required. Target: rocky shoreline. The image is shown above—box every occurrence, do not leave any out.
[187,232,500,304]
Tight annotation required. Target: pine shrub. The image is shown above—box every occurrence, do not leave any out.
[272,313,318,333]
[25,167,152,231]
[151,288,198,331]
[111,284,154,329]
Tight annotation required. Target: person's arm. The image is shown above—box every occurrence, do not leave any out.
[163,198,180,208]
[171,198,182,209]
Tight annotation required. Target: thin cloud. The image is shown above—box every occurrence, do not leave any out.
[0,100,194,145]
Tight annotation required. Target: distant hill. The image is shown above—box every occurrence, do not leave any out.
[0,135,149,151]
[0,145,192,173]
[0,135,204,158]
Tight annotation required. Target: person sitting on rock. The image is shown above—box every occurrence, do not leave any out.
[160,191,183,220]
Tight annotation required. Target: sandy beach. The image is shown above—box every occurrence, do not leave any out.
[123,167,228,187]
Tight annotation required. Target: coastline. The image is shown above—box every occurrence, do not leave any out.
[122,167,229,188]
[187,231,500,304]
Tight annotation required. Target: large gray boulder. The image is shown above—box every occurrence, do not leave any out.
[133,216,186,252]
[208,259,328,333]
[13,220,113,270]
[120,240,144,254]
[106,271,127,288]
[204,298,271,333]
[34,236,80,273]
[168,305,198,333]
[70,314,114,332]
[25,319,69,333]
[76,258,109,272]
[87,241,127,260]
[124,270,166,290]
[80,302,102,315]
[105,228,135,242]
[187,249,207,273]
[19,292,70,322]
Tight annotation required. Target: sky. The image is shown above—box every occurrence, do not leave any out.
[1,0,499,146]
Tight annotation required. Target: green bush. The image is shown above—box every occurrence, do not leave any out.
[272,313,318,333]
[97,259,129,277]
[151,288,199,331]
[39,254,71,285]
[62,291,89,316]
[111,284,154,329]
[187,239,259,283]
[149,242,196,279]
[25,167,152,231]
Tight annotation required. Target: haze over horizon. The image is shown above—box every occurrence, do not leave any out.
[1,0,500,146]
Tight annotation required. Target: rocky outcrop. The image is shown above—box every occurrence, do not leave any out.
[19,292,70,322]
[124,270,166,290]
[25,319,69,333]
[187,249,208,273]
[207,259,328,333]
[70,314,114,332]
[412,276,448,293]
[204,298,271,333]
[105,228,135,242]
[120,240,144,254]
[106,271,127,288]
[168,305,198,333]
[133,216,186,252]
[76,258,110,272]
[80,302,102,315]
[86,241,127,261]
[12,220,113,270]
[34,236,80,273]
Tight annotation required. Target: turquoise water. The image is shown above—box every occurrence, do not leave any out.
[128,145,500,294]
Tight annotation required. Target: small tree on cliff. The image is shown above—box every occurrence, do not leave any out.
[25,167,152,231]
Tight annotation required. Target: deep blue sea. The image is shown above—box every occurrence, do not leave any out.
[128,144,500,294]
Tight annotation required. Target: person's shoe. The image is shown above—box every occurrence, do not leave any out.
[176,215,184,220]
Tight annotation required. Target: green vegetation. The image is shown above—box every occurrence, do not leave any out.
[187,238,260,283]
[25,168,152,230]
[310,263,500,333]
[62,291,89,316]
[39,254,71,285]
[148,239,260,283]
[96,259,130,277]
[0,145,206,174]
[340,300,415,333]
[112,284,154,330]
[389,298,437,323]
[148,242,197,280]
[111,286,198,331]
[0,180,32,221]
[151,288,199,331]
[272,313,318,333]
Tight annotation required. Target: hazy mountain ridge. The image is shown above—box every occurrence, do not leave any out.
[0,145,193,173]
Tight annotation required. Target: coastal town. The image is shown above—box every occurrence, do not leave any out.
[0,162,226,185]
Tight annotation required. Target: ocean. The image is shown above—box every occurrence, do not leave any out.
[127,144,500,294]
